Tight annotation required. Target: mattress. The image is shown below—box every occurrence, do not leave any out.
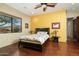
[20,39,41,44]
[19,33,49,45]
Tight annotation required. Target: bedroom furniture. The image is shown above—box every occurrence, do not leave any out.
[51,30,59,43]
[18,28,49,51]
[51,36,59,43]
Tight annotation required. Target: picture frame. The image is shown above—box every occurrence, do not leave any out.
[52,23,60,29]
[25,23,28,28]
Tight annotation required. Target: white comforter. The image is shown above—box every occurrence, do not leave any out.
[20,34,49,44]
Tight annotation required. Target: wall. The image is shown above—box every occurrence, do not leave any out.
[67,11,79,18]
[31,10,67,42]
[0,4,30,48]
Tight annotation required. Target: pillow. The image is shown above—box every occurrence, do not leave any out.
[37,31,47,35]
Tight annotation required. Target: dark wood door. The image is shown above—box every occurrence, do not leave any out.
[74,16,79,42]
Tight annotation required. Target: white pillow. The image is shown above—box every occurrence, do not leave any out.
[37,32,47,35]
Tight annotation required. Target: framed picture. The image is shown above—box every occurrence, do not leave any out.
[52,23,60,29]
[25,23,28,28]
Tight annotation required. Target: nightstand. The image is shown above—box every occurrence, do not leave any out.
[51,36,59,43]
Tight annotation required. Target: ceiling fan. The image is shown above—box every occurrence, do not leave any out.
[34,3,57,12]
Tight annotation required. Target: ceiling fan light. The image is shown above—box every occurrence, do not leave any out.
[42,5,46,8]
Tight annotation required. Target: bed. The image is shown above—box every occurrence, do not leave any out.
[18,28,49,51]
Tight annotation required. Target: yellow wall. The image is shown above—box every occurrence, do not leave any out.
[31,10,67,42]
[0,4,30,48]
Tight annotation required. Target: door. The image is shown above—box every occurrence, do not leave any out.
[74,16,79,42]
[67,18,74,42]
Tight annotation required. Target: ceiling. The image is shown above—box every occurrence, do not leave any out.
[5,3,79,16]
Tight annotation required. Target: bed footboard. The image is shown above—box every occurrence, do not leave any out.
[18,39,49,52]
[18,40,42,52]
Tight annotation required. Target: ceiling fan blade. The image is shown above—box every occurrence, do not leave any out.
[34,4,42,9]
[47,3,57,7]
[43,6,47,12]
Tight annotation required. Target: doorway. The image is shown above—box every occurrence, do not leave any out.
[67,18,75,42]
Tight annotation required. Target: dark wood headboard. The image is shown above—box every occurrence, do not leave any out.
[35,28,50,34]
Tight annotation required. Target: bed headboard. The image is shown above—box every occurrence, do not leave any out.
[35,28,50,34]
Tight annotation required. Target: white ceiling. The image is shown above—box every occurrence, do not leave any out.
[5,3,79,16]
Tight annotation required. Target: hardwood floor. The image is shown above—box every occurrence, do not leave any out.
[0,40,79,56]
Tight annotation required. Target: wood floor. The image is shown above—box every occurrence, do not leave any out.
[0,40,79,56]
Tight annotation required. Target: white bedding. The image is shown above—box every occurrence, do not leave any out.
[20,33,49,44]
